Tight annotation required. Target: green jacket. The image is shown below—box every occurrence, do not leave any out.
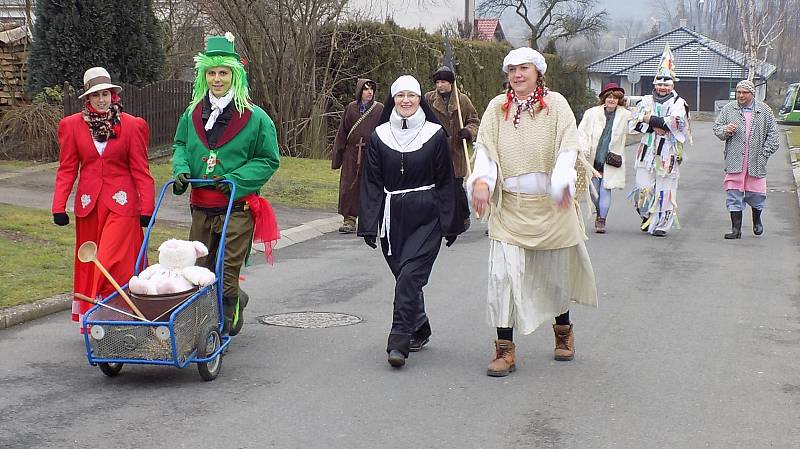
[172,101,280,201]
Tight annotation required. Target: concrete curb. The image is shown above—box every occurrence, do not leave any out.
[784,127,800,210]
[0,216,344,330]
[0,294,73,329]
[789,145,800,210]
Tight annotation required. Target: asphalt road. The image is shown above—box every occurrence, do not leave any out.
[2,122,799,448]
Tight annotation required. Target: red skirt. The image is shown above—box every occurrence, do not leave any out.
[72,200,143,322]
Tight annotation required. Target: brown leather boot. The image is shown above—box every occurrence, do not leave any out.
[595,216,606,234]
[553,324,574,361]
[486,339,516,377]
[338,217,356,234]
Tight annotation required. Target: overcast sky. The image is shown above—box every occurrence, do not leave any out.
[348,0,653,32]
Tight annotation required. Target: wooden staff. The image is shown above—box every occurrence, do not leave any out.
[452,80,473,177]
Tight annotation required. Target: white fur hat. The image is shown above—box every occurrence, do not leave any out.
[390,75,421,97]
[78,67,122,99]
[502,47,547,74]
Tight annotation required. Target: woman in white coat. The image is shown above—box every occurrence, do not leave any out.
[578,83,633,233]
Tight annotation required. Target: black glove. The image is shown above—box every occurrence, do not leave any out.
[53,212,69,226]
[456,127,472,142]
[363,236,377,249]
[140,215,151,227]
[173,173,189,195]
[647,115,668,131]
[216,180,231,195]
[445,235,457,247]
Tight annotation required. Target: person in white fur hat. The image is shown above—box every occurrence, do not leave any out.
[467,47,597,377]
[357,75,466,368]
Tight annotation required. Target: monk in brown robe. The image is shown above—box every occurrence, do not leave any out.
[424,66,480,230]
[332,79,384,233]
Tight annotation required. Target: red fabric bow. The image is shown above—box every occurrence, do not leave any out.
[243,193,279,265]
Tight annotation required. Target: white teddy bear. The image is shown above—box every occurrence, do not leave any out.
[129,239,217,295]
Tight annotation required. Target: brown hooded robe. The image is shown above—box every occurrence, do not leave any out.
[424,89,480,178]
[332,79,384,218]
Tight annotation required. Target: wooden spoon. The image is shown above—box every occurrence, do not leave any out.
[77,241,146,320]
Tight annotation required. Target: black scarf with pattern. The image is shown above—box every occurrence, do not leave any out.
[82,100,122,142]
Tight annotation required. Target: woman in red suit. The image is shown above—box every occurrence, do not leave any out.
[51,67,154,330]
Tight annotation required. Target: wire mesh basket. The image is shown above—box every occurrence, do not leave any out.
[87,285,219,364]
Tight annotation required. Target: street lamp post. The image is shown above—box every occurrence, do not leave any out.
[696,47,705,112]
[697,0,705,112]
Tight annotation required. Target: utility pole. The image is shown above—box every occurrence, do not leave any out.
[465,0,475,36]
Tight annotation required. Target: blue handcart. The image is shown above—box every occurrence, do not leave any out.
[82,179,235,381]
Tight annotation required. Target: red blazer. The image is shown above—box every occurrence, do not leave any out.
[52,112,155,218]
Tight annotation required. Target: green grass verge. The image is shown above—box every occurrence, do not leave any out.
[0,160,39,170]
[149,155,339,210]
[786,126,800,148]
[0,204,188,309]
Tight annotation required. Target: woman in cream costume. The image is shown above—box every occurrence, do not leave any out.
[468,48,597,377]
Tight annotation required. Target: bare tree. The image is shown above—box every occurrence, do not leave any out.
[734,0,788,80]
[477,0,606,50]
[193,0,349,157]
[154,0,208,80]
[439,18,474,39]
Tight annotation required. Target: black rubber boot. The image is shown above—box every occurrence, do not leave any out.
[724,211,742,239]
[752,208,764,235]
[221,295,237,335]
[222,290,249,337]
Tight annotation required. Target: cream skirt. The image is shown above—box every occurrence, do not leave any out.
[486,240,598,335]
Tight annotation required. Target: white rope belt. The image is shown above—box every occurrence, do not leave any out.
[381,184,435,255]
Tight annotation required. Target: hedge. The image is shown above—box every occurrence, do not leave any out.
[321,21,597,121]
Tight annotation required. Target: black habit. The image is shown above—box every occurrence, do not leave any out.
[358,104,464,357]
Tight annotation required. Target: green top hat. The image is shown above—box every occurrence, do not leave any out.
[204,34,239,58]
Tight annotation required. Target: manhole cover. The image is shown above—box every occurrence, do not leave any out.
[258,312,362,329]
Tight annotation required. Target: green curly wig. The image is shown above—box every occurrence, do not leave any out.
[191,54,252,113]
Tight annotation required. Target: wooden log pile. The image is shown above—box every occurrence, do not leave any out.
[0,23,29,110]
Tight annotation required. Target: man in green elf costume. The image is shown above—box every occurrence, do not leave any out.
[172,33,280,336]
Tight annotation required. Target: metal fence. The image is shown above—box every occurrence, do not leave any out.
[63,80,193,158]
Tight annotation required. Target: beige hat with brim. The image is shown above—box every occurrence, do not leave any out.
[78,67,122,99]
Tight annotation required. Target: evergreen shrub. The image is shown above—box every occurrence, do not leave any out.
[27,0,164,95]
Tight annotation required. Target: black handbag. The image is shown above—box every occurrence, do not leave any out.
[605,152,622,168]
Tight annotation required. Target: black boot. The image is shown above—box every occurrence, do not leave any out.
[387,334,410,368]
[724,211,742,239]
[410,319,431,352]
[752,208,764,235]
[222,290,249,337]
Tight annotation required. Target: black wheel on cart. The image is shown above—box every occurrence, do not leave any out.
[98,362,123,377]
[196,325,223,381]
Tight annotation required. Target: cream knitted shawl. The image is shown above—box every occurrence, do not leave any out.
[476,91,580,178]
